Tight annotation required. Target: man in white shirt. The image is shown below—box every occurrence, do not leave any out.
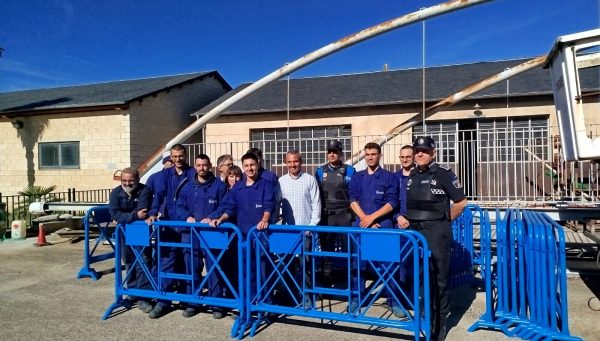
[279,150,321,226]
[278,150,321,309]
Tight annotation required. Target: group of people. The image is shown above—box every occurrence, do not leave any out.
[108,137,466,341]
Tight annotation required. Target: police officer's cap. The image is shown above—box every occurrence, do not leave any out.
[326,140,343,151]
[413,136,436,150]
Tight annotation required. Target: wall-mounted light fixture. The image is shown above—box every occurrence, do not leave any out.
[10,119,23,129]
[473,103,483,117]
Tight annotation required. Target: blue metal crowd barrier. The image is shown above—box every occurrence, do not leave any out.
[77,206,114,280]
[468,209,582,340]
[103,221,245,337]
[242,225,431,340]
[450,204,479,287]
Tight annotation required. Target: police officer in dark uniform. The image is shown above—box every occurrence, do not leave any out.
[315,139,355,282]
[405,136,467,341]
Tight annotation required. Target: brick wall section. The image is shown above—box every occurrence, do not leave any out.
[0,75,229,195]
[129,75,229,167]
[0,111,129,195]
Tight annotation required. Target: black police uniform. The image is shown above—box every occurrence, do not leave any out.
[316,163,354,280]
[406,161,466,341]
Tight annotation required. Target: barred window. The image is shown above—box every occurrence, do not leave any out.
[250,125,351,169]
[478,118,548,162]
[39,142,80,169]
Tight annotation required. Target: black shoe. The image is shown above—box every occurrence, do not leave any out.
[212,307,225,319]
[385,299,408,319]
[182,307,200,318]
[148,303,168,319]
[302,296,313,310]
[137,300,154,314]
[347,299,359,313]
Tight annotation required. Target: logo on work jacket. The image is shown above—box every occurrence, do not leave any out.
[208,199,217,204]
[255,204,263,208]
[376,190,384,195]
[430,179,437,186]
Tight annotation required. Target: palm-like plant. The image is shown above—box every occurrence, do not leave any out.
[16,185,62,220]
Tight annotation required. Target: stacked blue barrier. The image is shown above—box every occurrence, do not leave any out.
[77,206,114,280]
[468,209,582,340]
[450,204,479,287]
[103,221,246,338]
[244,225,431,340]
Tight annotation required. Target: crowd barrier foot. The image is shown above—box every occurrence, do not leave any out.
[469,316,582,341]
[233,319,251,340]
[230,318,242,339]
[77,267,101,280]
[102,297,132,320]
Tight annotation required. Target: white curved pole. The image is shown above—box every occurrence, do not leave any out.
[139,0,493,175]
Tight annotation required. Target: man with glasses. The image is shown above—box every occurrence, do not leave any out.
[315,140,355,285]
[395,145,415,229]
[405,136,467,341]
[216,154,234,183]
[108,167,153,314]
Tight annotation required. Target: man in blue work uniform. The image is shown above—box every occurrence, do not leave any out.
[246,147,280,223]
[348,142,401,317]
[315,139,355,284]
[146,143,197,319]
[108,167,153,314]
[145,155,173,194]
[209,152,275,310]
[405,136,467,341]
[395,145,414,229]
[176,154,228,319]
[390,145,415,318]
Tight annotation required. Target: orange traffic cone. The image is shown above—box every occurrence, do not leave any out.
[34,223,50,247]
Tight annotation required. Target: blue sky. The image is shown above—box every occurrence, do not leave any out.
[0,0,598,93]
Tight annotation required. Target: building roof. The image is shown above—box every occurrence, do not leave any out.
[196,58,599,116]
[0,71,231,115]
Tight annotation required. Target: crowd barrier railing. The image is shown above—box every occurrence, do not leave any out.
[450,204,481,288]
[77,206,113,280]
[468,209,582,340]
[243,225,431,340]
[102,221,246,338]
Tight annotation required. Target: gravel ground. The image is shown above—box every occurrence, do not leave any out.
[0,236,598,340]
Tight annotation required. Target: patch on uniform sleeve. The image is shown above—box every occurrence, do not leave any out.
[452,178,462,188]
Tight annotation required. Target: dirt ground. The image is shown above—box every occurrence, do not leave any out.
[0,236,599,340]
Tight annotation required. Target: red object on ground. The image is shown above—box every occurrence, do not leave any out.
[34,223,51,247]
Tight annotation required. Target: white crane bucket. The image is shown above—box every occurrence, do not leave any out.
[545,28,600,161]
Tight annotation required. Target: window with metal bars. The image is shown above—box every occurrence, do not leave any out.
[250,125,351,169]
[477,117,548,162]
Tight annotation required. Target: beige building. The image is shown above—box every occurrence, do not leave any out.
[0,72,230,195]
[195,58,599,204]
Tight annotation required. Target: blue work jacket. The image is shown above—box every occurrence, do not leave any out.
[211,177,275,235]
[348,167,398,228]
[108,184,152,225]
[149,165,197,219]
[176,173,227,221]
